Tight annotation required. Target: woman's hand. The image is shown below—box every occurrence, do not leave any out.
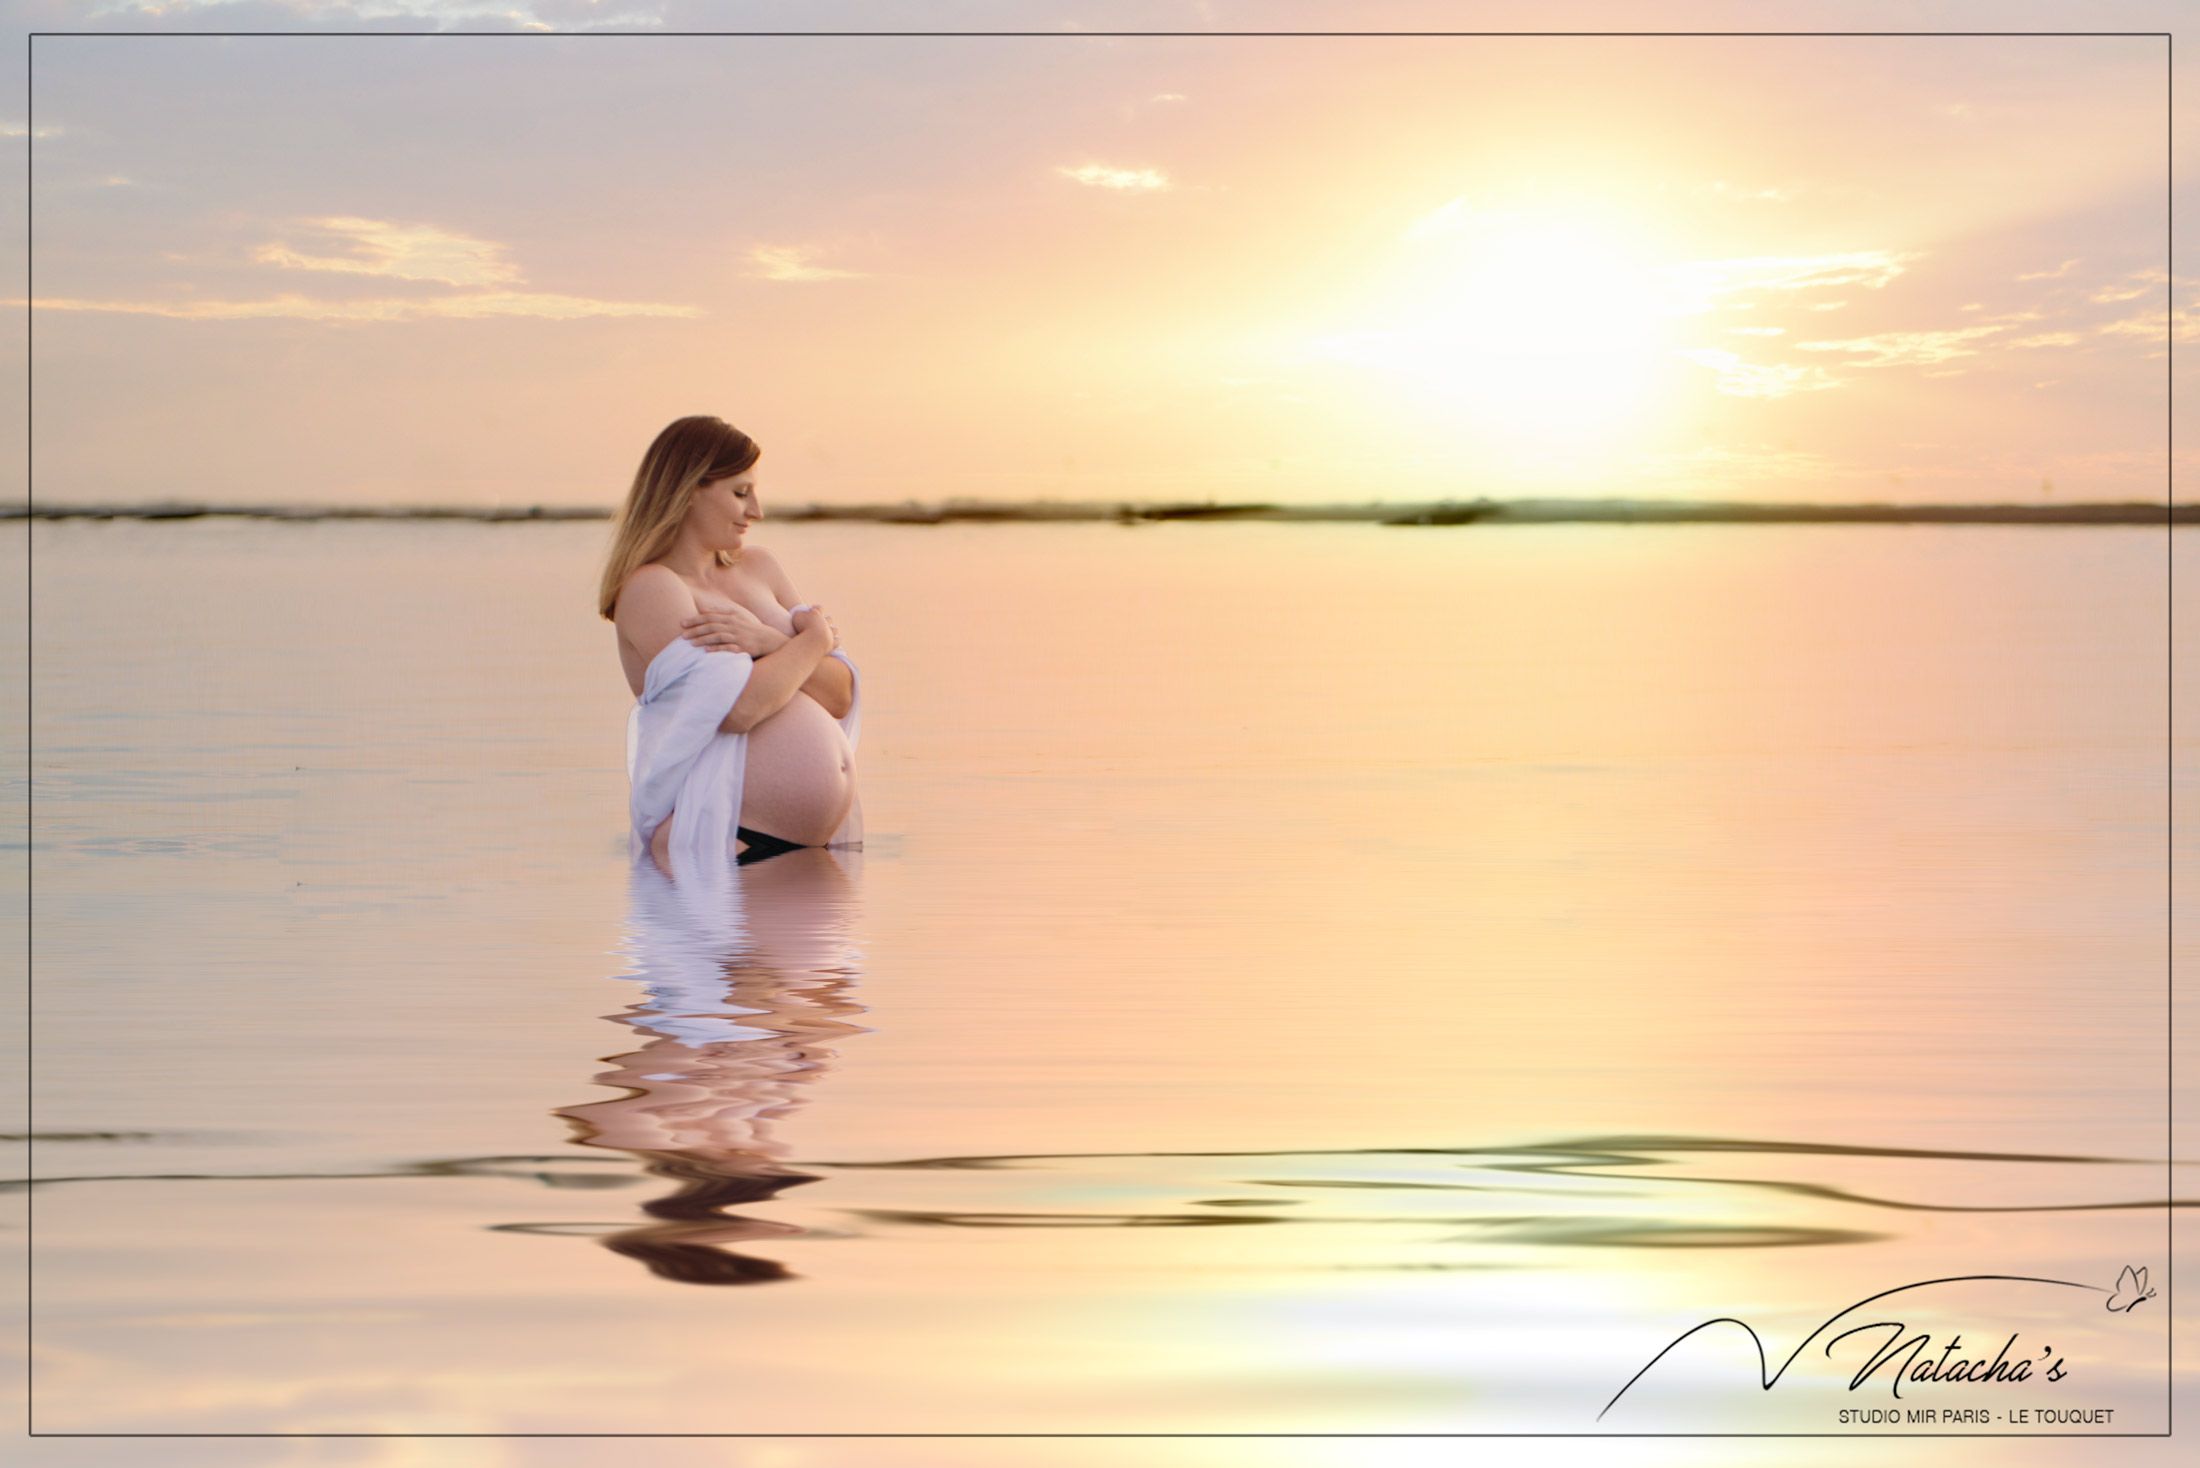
[681,603,788,657]
[791,605,841,650]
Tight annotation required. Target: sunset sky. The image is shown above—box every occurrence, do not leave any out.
[5,1,2188,507]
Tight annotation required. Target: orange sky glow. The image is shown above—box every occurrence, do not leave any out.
[13,18,2182,507]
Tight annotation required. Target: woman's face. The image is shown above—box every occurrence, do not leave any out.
[686,470,762,547]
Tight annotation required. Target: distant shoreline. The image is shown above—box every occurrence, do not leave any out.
[3,498,2188,526]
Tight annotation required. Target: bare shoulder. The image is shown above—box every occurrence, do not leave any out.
[740,543,803,604]
[615,562,695,620]
[613,562,699,669]
[740,543,790,577]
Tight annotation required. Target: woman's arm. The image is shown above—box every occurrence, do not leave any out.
[613,566,835,732]
[744,546,855,719]
[677,602,852,719]
[720,610,836,734]
[614,565,701,690]
[796,637,854,720]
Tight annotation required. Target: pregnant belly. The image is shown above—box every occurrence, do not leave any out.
[739,692,856,846]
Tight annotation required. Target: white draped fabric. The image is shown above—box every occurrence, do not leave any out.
[625,612,861,879]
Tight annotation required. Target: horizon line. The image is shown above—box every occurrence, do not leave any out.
[3,497,2186,527]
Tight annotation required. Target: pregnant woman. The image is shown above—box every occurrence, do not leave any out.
[599,416,860,874]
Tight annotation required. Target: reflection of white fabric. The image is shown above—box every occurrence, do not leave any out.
[620,861,772,1047]
[624,612,861,879]
[616,852,864,1050]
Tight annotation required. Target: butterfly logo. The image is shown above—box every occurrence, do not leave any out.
[2106,1265,2155,1313]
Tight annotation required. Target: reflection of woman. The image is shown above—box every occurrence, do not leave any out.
[557,847,866,1285]
[599,416,860,872]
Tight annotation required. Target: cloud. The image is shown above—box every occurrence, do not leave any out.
[14,291,698,322]
[1,123,63,138]
[2099,308,2194,345]
[20,213,698,322]
[1794,324,2006,367]
[2008,332,2082,348]
[252,217,522,287]
[1662,251,1911,313]
[2090,267,2167,304]
[1058,164,1169,191]
[1724,326,1785,336]
[1674,348,1843,398]
[87,1,667,31]
[2017,258,2080,281]
[742,245,865,282]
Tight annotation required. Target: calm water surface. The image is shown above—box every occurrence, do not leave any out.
[11,519,2191,1460]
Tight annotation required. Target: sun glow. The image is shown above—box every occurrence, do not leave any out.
[1307,202,1676,456]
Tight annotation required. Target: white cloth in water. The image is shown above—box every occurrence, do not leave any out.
[620,859,774,1047]
[613,848,864,1049]
[625,609,861,877]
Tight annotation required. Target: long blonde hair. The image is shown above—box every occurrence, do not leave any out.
[598,416,762,620]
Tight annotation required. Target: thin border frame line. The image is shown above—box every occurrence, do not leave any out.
[2167,24,2180,1455]
[13,30,2187,38]
[21,22,2182,1443]
[19,20,29,1456]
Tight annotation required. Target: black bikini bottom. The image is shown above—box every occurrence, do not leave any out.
[735,825,807,865]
